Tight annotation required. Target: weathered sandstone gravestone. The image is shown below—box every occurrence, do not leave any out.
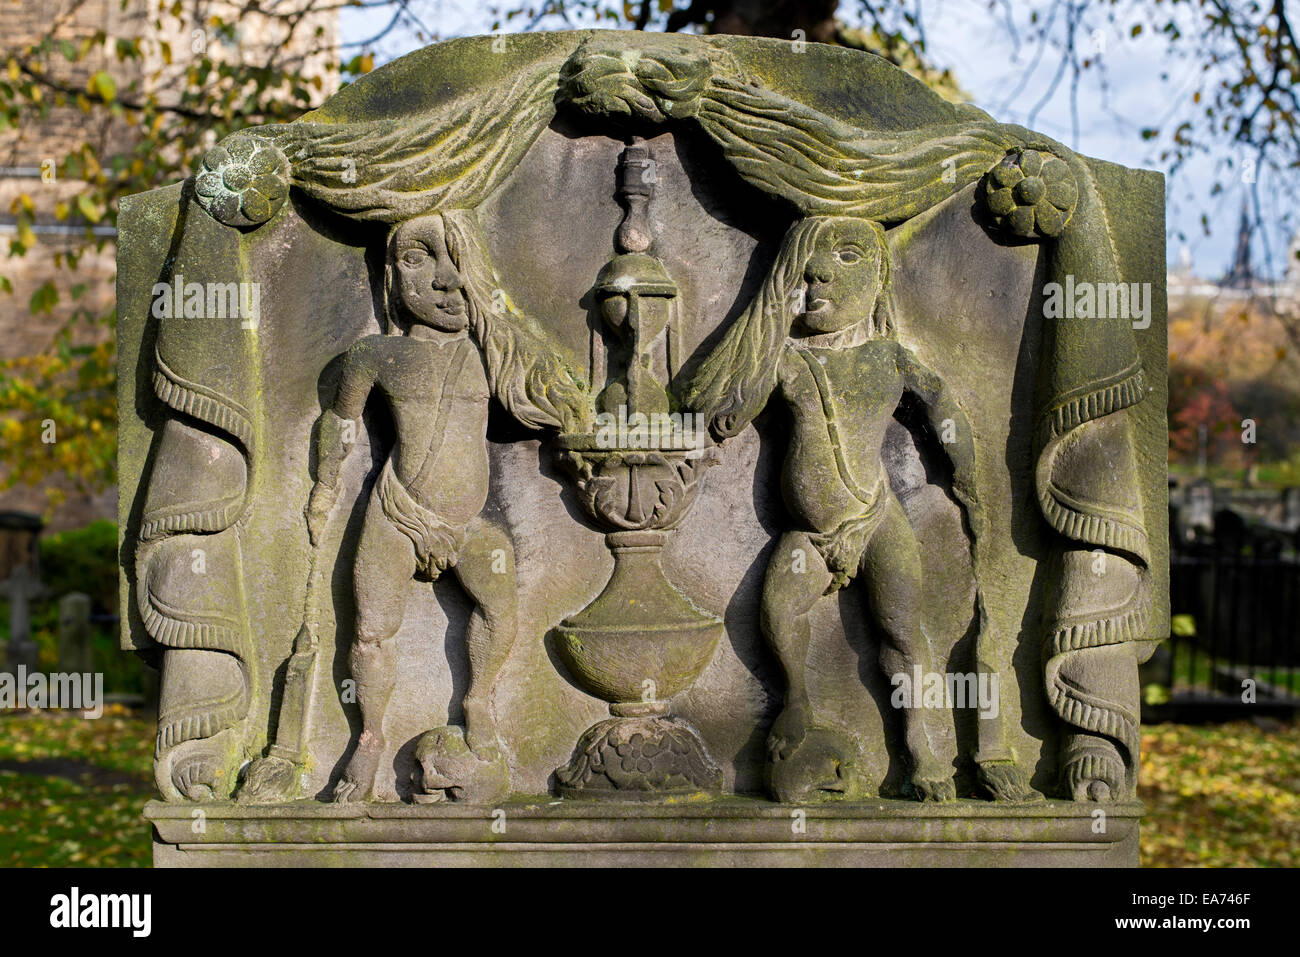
[118,30,1168,866]
[58,592,94,676]
[3,564,47,677]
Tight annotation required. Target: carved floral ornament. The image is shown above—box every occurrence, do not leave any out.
[982,147,1079,238]
[194,135,291,229]
[140,33,1156,808]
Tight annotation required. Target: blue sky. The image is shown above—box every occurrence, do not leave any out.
[339,1,1299,280]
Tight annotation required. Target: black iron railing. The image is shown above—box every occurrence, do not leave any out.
[1150,554,1300,710]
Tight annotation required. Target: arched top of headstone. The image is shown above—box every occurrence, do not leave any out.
[304,30,987,132]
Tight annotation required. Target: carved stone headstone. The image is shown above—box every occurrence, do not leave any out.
[0,510,42,583]
[58,592,94,676]
[119,31,1168,865]
[2,564,47,677]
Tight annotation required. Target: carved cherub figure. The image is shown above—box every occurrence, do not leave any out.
[689,215,987,803]
[309,212,519,803]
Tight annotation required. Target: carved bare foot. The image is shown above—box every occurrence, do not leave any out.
[237,755,299,804]
[769,726,864,803]
[910,758,957,803]
[1063,734,1124,803]
[766,704,811,763]
[333,730,384,803]
[977,759,1043,803]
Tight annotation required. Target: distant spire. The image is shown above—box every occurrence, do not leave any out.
[1222,200,1255,289]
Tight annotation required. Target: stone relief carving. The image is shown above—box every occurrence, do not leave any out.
[550,138,725,799]
[135,281,259,802]
[123,30,1166,819]
[556,33,1158,804]
[684,215,984,802]
[240,208,588,804]
[312,212,519,804]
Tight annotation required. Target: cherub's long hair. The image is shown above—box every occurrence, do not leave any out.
[684,215,895,438]
[382,209,592,433]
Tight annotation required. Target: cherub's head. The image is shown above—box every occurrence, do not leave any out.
[795,216,891,336]
[385,213,469,334]
[684,214,894,438]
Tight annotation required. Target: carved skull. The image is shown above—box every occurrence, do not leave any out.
[411,726,509,804]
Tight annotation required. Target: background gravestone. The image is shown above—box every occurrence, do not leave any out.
[2,564,46,677]
[118,30,1168,865]
[0,511,42,584]
[57,592,93,677]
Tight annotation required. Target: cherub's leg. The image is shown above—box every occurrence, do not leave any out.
[760,531,834,759]
[333,506,414,803]
[451,515,518,756]
[860,496,956,802]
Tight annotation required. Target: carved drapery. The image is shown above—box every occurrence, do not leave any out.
[137,265,259,800]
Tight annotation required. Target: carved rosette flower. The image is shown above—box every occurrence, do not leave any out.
[981,148,1078,239]
[194,134,290,229]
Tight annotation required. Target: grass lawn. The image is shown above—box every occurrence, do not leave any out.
[0,706,153,867]
[0,711,1295,867]
[1139,720,1300,867]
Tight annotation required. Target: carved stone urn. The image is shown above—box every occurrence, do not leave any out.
[552,140,724,798]
[553,435,723,798]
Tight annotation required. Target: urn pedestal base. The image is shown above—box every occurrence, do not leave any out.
[144,799,1142,867]
[554,713,724,800]
[551,525,726,801]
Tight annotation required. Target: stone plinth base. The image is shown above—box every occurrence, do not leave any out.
[145,799,1140,866]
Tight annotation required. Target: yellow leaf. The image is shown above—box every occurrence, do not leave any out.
[76,193,103,223]
[88,70,115,103]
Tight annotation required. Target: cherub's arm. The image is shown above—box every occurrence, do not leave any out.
[895,344,983,527]
[306,339,377,544]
